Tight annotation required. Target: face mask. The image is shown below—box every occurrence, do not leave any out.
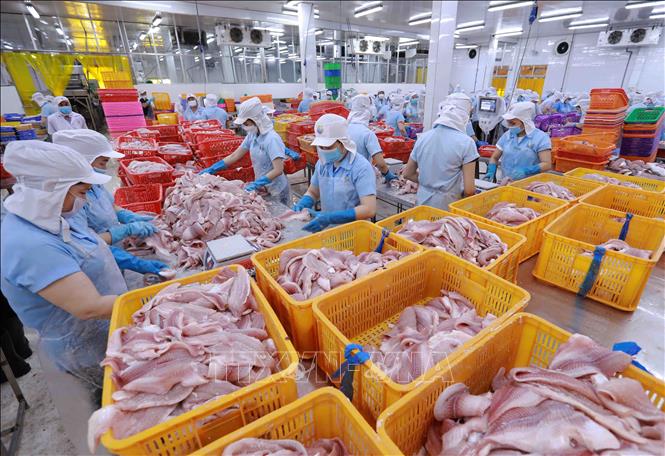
[62,194,86,217]
[509,126,522,135]
[317,146,343,164]
[188,100,197,108]
[378,94,385,99]
[59,106,72,115]
[93,168,107,174]
[410,99,418,106]
[242,125,258,135]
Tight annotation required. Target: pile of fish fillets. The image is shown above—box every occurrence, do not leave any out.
[222,437,349,455]
[396,217,507,266]
[608,158,665,180]
[276,248,411,301]
[146,172,284,267]
[524,181,576,200]
[88,266,280,451]
[367,290,496,385]
[486,202,540,227]
[582,173,642,189]
[127,160,172,173]
[424,334,664,455]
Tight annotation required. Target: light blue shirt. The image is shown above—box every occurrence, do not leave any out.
[0,213,100,332]
[385,110,405,136]
[374,97,389,111]
[184,107,206,121]
[298,98,314,113]
[203,106,228,126]
[82,184,119,234]
[553,101,573,113]
[240,129,290,205]
[404,103,420,123]
[347,123,382,163]
[410,124,479,210]
[40,102,57,119]
[376,105,390,122]
[496,128,551,180]
[311,151,376,212]
[465,122,476,138]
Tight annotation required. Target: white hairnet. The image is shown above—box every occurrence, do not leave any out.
[233,97,273,134]
[390,95,405,110]
[303,88,314,99]
[45,95,55,103]
[503,101,537,135]
[53,130,124,163]
[347,94,373,126]
[54,96,69,106]
[32,92,44,103]
[434,93,471,132]
[310,113,357,153]
[3,141,109,235]
[186,93,196,100]
[204,93,218,108]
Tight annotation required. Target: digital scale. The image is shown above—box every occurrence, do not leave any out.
[203,234,258,270]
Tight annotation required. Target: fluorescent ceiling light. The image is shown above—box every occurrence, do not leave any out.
[25,2,40,19]
[204,55,212,60]
[193,45,198,50]
[139,32,147,40]
[39,19,47,24]
[194,57,200,61]
[625,1,665,9]
[456,25,485,32]
[653,6,665,12]
[131,42,138,50]
[409,12,432,21]
[318,40,333,45]
[159,56,164,61]
[399,37,417,42]
[121,1,172,9]
[66,38,72,46]
[238,57,245,61]
[279,48,288,53]
[207,36,215,43]
[270,32,285,36]
[55,25,64,36]
[539,12,583,22]
[315,29,324,35]
[408,12,432,25]
[152,14,162,27]
[175,49,181,54]
[495,28,523,37]
[399,40,419,46]
[650,13,665,18]
[282,8,298,16]
[455,44,478,49]
[409,17,432,25]
[457,20,485,28]
[568,22,608,29]
[364,35,390,41]
[234,48,243,53]
[569,16,609,25]
[149,26,159,34]
[538,7,583,22]
[285,0,300,6]
[488,1,534,12]
[354,2,383,17]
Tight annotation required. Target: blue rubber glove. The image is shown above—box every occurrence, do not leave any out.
[284,148,301,161]
[110,246,168,274]
[292,195,315,212]
[245,175,272,192]
[475,140,489,148]
[382,169,398,183]
[199,159,227,175]
[116,208,153,223]
[483,163,497,182]
[303,208,356,232]
[513,164,542,180]
[109,221,158,243]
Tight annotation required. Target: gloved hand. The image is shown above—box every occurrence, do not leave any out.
[116,208,153,223]
[199,159,227,175]
[382,169,398,183]
[109,221,158,243]
[483,163,497,182]
[292,194,315,212]
[303,208,356,232]
[475,140,489,148]
[284,148,301,161]
[245,175,272,192]
[110,246,168,274]
[513,164,542,180]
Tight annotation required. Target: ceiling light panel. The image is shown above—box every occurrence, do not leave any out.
[488,1,534,12]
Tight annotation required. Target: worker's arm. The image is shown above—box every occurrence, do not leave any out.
[397,120,407,136]
[354,195,376,221]
[304,184,320,202]
[38,272,117,320]
[537,149,552,172]
[99,232,112,245]
[221,146,249,167]
[489,147,503,164]
[372,152,390,175]
[462,160,477,197]
[403,159,419,183]
[265,157,285,181]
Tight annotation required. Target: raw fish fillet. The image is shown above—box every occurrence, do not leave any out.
[525,180,576,200]
[485,202,540,226]
[222,437,350,456]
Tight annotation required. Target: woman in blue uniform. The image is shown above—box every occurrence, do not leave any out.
[203,93,229,127]
[385,95,408,136]
[292,114,377,232]
[484,101,552,182]
[199,97,291,205]
[298,88,315,113]
[183,93,206,121]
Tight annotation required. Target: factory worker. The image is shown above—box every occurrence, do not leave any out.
[485,101,551,182]
[203,93,229,127]
[298,88,315,113]
[52,130,166,274]
[32,92,56,125]
[386,95,408,137]
[139,90,155,120]
[199,97,291,205]
[404,93,421,123]
[293,114,376,232]
[47,96,87,135]
[346,95,397,183]
[374,90,389,111]
[0,140,127,394]
[403,94,477,210]
[553,95,574,113]
[183,93,205,121]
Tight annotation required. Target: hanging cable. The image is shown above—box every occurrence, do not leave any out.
[508,4,538,103]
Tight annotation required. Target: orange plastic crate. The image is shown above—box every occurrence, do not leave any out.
[588,88,628,110]
[555,155,609,173]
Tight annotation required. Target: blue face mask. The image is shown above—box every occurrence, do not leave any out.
[410,99,418,106]
[59,106,72,115]
[93,168,107,174]
[509,126,522,135]
[317,146,343,164]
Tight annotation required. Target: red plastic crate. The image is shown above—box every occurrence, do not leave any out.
[120,156,174,185]
[196,138,250,167]
[116,136,159,159]
[216,165,255,182]
[284,157,306,174]
[158,143,193,165]
[309,105,350,121]
[479,145,497,158]
[145,124,180,138]
[287,121,315,135]
[379,136,415,155]
[114,184,163,214]
[191,130,236,146]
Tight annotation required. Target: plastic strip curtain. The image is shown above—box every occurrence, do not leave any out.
[76,55,131,89]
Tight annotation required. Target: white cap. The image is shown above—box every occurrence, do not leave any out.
[204,93,218,107]
[32,92,44,102]
[303,88,314,98]
[45,95,55,103]
[503,101,537,135]
[54,96,69,105]
[53,130,124,163]
[310,113,357,153]
[233,97,273,134]
[186,93,196,100]
[390,95,405,109]
[347,94,372,125]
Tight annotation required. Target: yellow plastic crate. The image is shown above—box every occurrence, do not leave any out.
[156,112,178,125]
[533,203,665,311]
[448,186,569,262]
[312,249,530,424]
[101,266,299,456]
[274,115,305,133]
[376,205,526,283]
[565,167,665,193]
[377,312,664,456]
[152,92,172,111]
[580,184,665,219]
[191,388,392,456]
[251,221,422,357]
[509,172,606,202]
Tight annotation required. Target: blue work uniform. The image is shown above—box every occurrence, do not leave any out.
[40,102,57,119]
[204,106,228,127]
[311,151,376,212]
[0,212,127,387]
[404,103,420,123]
[386,109,406,137]
[347,123,382,164]
[81,184,119,234]
[184,107,206,121]
[465,122,476,138]
[297,98,314,113]
[375,105,390,122]
[410,124,479,210]
[496,128,551,180]
[240,130,291,205]
[374,97,389,112]
[553,101,573,113]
